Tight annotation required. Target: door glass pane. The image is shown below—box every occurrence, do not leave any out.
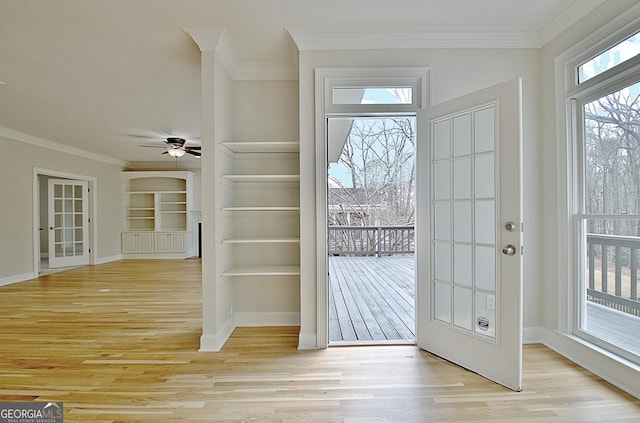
[54,199,63,213]
[64,185,73,197]
[434,241,451,282]
[434,120,451,160]
[474,107,495,153]
[454,286,473,330]
[475,155,495,198]
[434,162,450,200]
[476,246,496,291]
[453,114,471,157]
[475,200,495,244]
[434,281,452,323]
[74,185,83,197]
[434,202,450,241]
[453,201,472,243]
[454,244,472,286]
[453,158,471,199]
[432,105,499,341]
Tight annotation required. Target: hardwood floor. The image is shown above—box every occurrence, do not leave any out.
[0,260,638,422]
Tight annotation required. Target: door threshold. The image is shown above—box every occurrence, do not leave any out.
[329,339,416,347]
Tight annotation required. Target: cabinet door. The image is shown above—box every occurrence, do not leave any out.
[170,232,186,252]
[154,233,171,253]
[138,232,155,253]
[122,233,138,254]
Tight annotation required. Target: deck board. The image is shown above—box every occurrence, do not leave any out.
[329,256,415,343]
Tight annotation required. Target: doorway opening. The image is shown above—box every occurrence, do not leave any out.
[327,115,416,345]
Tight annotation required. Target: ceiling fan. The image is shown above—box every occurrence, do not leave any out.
[139,137,201,158]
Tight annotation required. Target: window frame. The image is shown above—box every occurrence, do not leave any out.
[557,3,640,365]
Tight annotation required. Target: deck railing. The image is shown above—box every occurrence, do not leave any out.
[587,233,640,317]
[328,225,414,257]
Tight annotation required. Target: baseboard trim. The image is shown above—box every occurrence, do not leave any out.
[95,254,123,265]
[199,317,236,352]
[235,312,300,327]
[297,330,318,350]
[540,327,640,399]
[0,272,36,287]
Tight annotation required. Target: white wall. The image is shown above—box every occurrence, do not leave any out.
[298,48,543,347]
[0,134,124,283]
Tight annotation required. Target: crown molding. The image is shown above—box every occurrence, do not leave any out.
[0,126,127,167]
[185,27,298,80]
[537,0,606,47]
[288,1,605,52]
[287,28,541,50]
[185,1,605,81]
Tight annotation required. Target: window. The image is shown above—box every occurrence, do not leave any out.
[578,32,640,83]
[566,12,640,365]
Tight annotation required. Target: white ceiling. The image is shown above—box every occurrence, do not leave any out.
[0,0,604,166]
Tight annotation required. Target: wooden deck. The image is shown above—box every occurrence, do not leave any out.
[329,256,640,355]
[329,256,415,343]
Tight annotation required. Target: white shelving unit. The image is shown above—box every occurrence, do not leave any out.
[122,171,194,258]
[219,141,300,277]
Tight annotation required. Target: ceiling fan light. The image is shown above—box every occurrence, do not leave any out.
[167,148,185,157]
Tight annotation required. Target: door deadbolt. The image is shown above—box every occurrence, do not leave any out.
[502,245,517,256]
[505,221,517,232]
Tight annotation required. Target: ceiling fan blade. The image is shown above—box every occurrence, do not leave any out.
[187,150,202,157]
[139,145,166,148]
[185,146,201,150]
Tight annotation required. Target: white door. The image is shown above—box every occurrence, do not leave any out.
[48,179,90,268]
[416,78,523,391]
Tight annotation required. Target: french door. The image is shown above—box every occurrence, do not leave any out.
[416,78,523,391]
[47,179,90,269]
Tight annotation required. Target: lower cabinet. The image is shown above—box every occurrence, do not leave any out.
[154,232,186,253]
[122,232,189,256]
[122,232,154,254]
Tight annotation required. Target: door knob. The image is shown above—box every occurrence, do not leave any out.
[49,226,55,230]
[502,245,517,256]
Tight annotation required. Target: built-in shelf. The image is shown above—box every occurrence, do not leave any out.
[222,237,300,244]
[123,171,194,257]
[222,174,300,183]
[221,141,299,153]
[221,265,301,277]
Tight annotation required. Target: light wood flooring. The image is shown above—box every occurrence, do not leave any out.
[0,260,639,422]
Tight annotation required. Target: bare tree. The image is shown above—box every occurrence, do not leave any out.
[328,117,415,227]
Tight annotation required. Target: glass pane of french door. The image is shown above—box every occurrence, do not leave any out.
[48,179,90,268]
